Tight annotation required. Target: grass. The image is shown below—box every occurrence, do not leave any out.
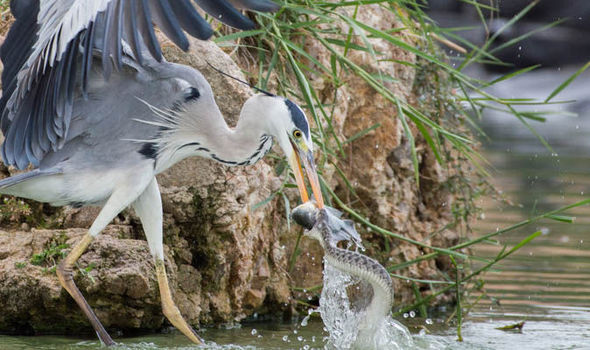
[29,232,70,276]
[30,242,69,267]
[212,0,590,340]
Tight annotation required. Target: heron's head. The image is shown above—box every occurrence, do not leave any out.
[242,94,324,208]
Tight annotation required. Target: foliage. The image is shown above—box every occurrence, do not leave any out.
[78,262,97,284]
[30,233,70,272]
[214,0,589,338]
[0,197,32,224]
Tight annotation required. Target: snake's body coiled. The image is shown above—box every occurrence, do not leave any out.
[291,203,394,335]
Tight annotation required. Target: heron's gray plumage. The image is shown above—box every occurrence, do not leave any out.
[1,43,287,209]
[0,0,279,169]
[0,1,326,344]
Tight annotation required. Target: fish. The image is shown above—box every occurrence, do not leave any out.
[291,201,363,248]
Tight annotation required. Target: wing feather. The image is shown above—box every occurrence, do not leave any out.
[101,2,114,80]
[0,0,279,169]
[149,0,189,51]
[228,0,281,12]
[168,0,213,40]
[137,0,162,62]
[195,0,255,30]
[81,21,96,97]
[123,0,144,64]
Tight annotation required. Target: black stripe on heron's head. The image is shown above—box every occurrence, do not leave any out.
[284,99,309,138]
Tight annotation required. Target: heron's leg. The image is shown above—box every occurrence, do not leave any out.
[132,178,203,344]
[155,259,203,344]
[57,180,151,346]
[57,233,115,346]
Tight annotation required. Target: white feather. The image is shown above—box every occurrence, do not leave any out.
[16,0,113,101]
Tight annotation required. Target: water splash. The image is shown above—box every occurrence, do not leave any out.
[319,262,415,350]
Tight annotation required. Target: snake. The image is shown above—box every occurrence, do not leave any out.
[291,202,394,332]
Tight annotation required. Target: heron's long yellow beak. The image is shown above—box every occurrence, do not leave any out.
[288,146,324,209]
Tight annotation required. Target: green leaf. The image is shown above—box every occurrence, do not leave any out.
[545,61,590,102]
[546,214,575,223]
[486,65,541,86]
[343,123,381,144]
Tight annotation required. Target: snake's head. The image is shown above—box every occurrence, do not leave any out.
[291,202,363,249]
[290,201,318,230]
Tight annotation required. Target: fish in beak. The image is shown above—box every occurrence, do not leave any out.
[288,142,325,209]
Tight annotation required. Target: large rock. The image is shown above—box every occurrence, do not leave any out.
[0,4,468,335]
[0,226,161,333]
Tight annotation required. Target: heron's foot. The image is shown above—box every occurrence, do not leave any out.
[155,259,203,344]
[57,233,115,346]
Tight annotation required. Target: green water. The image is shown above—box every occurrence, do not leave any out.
[2,306,590,349]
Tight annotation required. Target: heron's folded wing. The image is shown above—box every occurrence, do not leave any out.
[0,0,278,169]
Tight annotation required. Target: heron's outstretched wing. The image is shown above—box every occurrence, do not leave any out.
[0,0,279,169]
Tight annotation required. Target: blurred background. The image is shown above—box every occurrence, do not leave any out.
[426,1,590,348]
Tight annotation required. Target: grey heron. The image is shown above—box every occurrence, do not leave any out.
[0,0,325,345]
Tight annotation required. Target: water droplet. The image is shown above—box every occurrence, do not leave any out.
[301,315,310,327]
[282,335,289,342]
[409,311,416,318]
[403,313,409,318]
[426,318,433,325]
[297,336,304,342]
[251,329,257,336]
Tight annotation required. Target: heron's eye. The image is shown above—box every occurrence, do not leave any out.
[293,130,303,138]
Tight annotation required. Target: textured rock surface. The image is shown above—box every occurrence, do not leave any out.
[283,4,464,305]
[0,4,468,335]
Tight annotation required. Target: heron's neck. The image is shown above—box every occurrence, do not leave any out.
[205,127,273,167]
[153,108,273,173]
